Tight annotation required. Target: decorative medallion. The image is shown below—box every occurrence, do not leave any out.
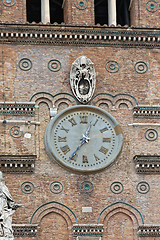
[80,181,93,193]
[74,0,88,10]
[19,58,32,71]
[110,181,123,194]
[9,126,23,138]
[145,129,158,141]
[70,56,96,104]
[105,61,119,73]
[48,59,61,72]
[49,181,63,194]
[137,181,150,194]
[146,0,159,12]
[21,181,34,194]
[45,105,123,174]
[2,0,16,7]
[134,61,148,74]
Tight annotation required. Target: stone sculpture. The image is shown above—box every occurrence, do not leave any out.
[70,56,96,104]
[0,171,22,239]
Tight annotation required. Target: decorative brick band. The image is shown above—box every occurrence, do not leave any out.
[12,224,38,237]
[0,102,35,116]
[0,155,36,173]
[73,225,103,236]
[0,24,159,48]
[134,155,160,174]
[138,225,160,237]
[133,106,160,117]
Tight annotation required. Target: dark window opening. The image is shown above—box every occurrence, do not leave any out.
[95,0,108,25]
[50,0,64,24]
[27,0,41,23]
[94,0,130,26]
[116,0,130,26]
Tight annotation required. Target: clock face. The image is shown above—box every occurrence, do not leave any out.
[45,105,123,173]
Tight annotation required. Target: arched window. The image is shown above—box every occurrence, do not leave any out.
[27,0,41,23]
[26,0,63,24]
[95,0,130,26]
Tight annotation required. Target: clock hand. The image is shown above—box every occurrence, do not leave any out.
[69,137,86,160]
[84,121,92,139]
[69,122,92,160]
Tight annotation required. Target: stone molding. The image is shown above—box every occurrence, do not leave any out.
[0,155,36,173]
[133,105,160,118]
[91,93,138,110]
[134,155,160,174]
[12,224,38,237]
[0,24,159,48]
[138,225,160,237]
[0,102,35,116]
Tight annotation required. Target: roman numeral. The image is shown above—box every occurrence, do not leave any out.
[80,116,88,124]
[68,117,77,126]
[70,153,78,162]
[99,146,108,155]
[94,154,100,162]
[103,138,111,143]
[60,145,70,155]
[93,119,98,126]
[100,127,108,133]
[58,136,67,142]
[60,126,69,133]
[82,155,88,163]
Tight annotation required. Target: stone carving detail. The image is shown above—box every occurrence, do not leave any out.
[134,154,160,174]
[70,56,96,104]
[0,171,22,239]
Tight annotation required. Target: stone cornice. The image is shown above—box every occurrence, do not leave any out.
[0,23,160,48]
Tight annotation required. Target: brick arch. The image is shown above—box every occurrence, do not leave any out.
[30,201,78,225]
[30,201,78,239]
[98,202,144,225]
[30,92,78,111]
[91,93,138,110]
[97,202,143,240]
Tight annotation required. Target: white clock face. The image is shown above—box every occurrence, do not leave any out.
[45,106,123,173]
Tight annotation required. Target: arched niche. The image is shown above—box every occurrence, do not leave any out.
[30,201,78,240]
[98,202,143,240]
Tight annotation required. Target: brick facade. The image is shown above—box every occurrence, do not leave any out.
[0,0,160,239]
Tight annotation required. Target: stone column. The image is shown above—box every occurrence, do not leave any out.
[41,0,50,24]
[108,0,117,26]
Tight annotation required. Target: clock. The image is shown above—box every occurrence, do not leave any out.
[45,105,123,173]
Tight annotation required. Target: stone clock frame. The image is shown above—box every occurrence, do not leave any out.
[45,105,123,174]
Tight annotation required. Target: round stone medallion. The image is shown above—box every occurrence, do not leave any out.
[146,0,159,12]
[21,182,34,194]
[145,129,158,141]
[110,181,123,194]
[105,61,119,73]
[137,182,150,194]
[2,0,16,7]
[74,0,88,10]
[9,126,22,138]
[49,181,63,194]
[80,181,93,193]
[134,61,148,74]
[48,60,61,72]
[19,58,32,71]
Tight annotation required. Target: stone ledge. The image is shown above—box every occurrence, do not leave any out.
[73,224,103,236]
[138,225,160,237]
[0,102,35,116]
[134,155,160,174]
[0,155,36,173]
[12,224,38,237]
[0,24,159,48]
[133,106,160,118]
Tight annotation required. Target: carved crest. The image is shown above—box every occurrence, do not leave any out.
[70,56,96,104]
